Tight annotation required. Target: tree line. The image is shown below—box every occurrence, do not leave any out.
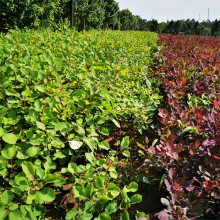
[156,19,220,36]
[0,0,220,36]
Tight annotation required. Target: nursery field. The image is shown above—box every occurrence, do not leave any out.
[0,30,219,220]
[0,30,161,220]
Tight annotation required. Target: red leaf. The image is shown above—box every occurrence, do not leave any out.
[197,112,203,120]
[181,77,187,85]
[173,182,181,190]
[186,185,195,192]
[168,168,175,180]
[165,179,171,192]
[176,144,184,153]
[165,141,173,152]
[189,146,196,155]
[204,180,209,187]
[195,140,200,148]
[148,146,156,155]
[158,211,170,220]
[213,155,220,160]
[168,133,175,141]
[213,100,219,108]
[168,80,174,85]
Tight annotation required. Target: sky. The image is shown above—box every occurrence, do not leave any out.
[117,0,220,22]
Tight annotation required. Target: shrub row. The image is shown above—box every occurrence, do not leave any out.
[149,34,220,219]
[0,30,161,219]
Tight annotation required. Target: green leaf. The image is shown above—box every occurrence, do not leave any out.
[85,152,96,165]
[83,137,97,151]
[0,205,8,220]
[105,202,118,215]
[2,133,18,144]
[5,88,20,97]
[109,151,117,156]
[1,145,17,159]
[112,119,120,128]
[145,79,152,89]
[0,127,5,137]
[121,136,130,148]
[95,176,105,189]
[121,191,130,203]
[25,191,37,205]
[66,210,78,220]
[14,174,30,191]
[54,151,66,159]
[98,195,110,206]
[130,194,142,204]
[1,190,14,204]
[68,163,78,174]
[35,85,45,93]
[124,182,138,193]
[16,151,27,160]
[188,67,195,72]
[120,211,130,220]
[99,141,110,150]
[0,156,8,169]
[181,126,197,134]
[22,161,36,180]
[108,183,120,198]
[73,185,85,198]
[72,122,85,136]
[85,183,94,198]
[136,211,148,218]
[79,213,93,220]
[34,100,42,110]
[8,209,22,220]
[99,213,111,220]
[26,147,40,157]
[109,171,118,179]
[100,128,109,136]
[77,165,87,173]
[36,121,45,131]
[55,122,67,131]
[159,174,166,190]
[44,173,65,186]
[122,150,130,157]
[8,203,18,211]
[38,188,55,203]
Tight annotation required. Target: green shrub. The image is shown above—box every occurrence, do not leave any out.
[0,30,161,219]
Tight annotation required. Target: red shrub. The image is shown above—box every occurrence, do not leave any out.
[149,35,220,219]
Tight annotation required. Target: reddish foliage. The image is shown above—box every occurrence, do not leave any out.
[149,35,220,219]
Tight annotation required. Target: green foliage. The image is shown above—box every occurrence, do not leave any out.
[0,29,160,219]
[0,0,67,31]
[156,19,217,36]
[66,151,143,219]
[0,0,144,31]
[1,0,219,35]
[118,10,140,31]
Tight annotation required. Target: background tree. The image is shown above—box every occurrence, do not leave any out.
[174,20,181,34]
[166,20,175,33]
[211,19,220,36]
[102,0,120,30]
[0,0,65,31]
[0,0,219,35]
[148,19,159,32]
[118,9,136,30]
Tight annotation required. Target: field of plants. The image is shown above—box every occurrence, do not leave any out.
[0,30,162,220]
[0,29,219,220]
